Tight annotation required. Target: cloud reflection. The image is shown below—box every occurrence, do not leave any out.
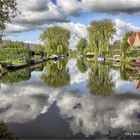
[57,93,140,137]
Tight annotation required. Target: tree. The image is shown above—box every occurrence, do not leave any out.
[34,44,44,58]
[76,38,88,55]
[120,31,136,59]
[88,19,116,58]
[113,40,121,50]
[40,26,70,56]
[0,0,18,43]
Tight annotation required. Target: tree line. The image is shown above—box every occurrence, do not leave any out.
[0,0,137,62]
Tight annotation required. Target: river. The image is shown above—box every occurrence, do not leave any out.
[0,58,140,139]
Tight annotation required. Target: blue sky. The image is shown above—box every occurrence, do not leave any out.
[4,0,140,45]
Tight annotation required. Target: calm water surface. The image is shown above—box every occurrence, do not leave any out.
[0,58,140,139]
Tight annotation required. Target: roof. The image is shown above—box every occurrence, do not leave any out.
[136,80,140,89]
[137,32,140,40]
[128,37,135,46]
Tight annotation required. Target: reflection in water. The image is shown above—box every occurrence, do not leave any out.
[76,58,88,73]
[1,67,31,84]
[0,121,16,139]
[57,93,140,137]
[41,59,70,88]
[88,61,114,96]
[0,58,140,139]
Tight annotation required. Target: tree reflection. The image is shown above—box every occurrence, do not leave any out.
[76,58,88,73]
[88,61,114,96]
[41,59,70,88]
[1,67,31,84]
[0,121,16,139]
[120,64,140,80]
[120,64,130,80]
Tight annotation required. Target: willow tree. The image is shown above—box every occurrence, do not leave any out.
[76,38,88,55]
[88,19,116,57]
[40,26,70,56]
[0,0,18,43]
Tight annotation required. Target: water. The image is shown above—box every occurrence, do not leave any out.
[0,58,140,139]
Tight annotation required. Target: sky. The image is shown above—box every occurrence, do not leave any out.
[3,0,140,49]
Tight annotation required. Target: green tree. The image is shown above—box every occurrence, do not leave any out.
[40,26,70,56]
[113,40,121,49]
[88,19,116,58]
[76,38,88,55]
[120,31,136,60]
[0,0,18,42]
[34,44,44,58]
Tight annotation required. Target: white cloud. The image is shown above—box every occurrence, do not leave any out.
[81,0,140,14]
[110,69,140,94]
[57,0,140,15]
[67,59,89,84]
[5,0,68,34]
[4,0,140,48]
[114,19,140,40]
[57,0,80,16]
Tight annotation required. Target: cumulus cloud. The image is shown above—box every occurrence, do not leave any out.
[81,0,140,14]
[114,19,140,40]
[57,0,80,16]
[57,0,140,15]
[5,0,69,34]
[4,0,140,48]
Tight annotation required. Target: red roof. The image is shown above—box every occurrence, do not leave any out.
[128,37,135,46]
[137,32,140,40]
[136,80,140,89]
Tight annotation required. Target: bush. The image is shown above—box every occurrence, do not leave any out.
[0,42,30,65]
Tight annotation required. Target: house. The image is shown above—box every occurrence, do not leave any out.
[134,32,140,46]
[128,32,140,47]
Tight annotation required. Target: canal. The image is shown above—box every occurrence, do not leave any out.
[0,58,140,139]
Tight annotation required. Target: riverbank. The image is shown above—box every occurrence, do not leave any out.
[0,55,67,75]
